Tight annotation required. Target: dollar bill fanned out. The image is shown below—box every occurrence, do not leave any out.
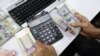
[15,27,36,56]
[56,3,80,35]
[0,10,21,45]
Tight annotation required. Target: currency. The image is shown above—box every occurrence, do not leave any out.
[0,10,7,21]
[15,27,36,56]
[0,10,21,45]
[0,24,11,45]
[56,3,80,35]
[50,9,68,31]
[50,3,80,35]
[1,17,21,36]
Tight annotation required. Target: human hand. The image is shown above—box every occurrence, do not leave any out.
[0,50,16,56]
[33,41,57,56]
[70,13,100,38]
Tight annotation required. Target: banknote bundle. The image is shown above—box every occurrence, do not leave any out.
[50,3,80,35]
[0,10,21,45]
[15,27,36,56]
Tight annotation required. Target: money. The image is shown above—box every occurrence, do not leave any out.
[0,24,11,45]
[0,10,7,21]
[50,9,68,31]
[1,17,21,36]
[56,3,80,35]
[0,10,21,45]
[50,3,80,35]
[15,27,36,56]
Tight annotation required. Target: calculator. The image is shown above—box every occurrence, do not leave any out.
[29,14,63,45]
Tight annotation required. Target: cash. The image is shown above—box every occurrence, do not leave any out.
[15,27,36,56]
[0,24,11,45]
[0,10,7,21]
[50,3,80,35]
[0,10,21,46]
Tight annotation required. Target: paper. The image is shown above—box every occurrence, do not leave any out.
[15,27,36,56]
[0,10,21,45]
[0,10,7,21]
[50,9,68,31]
[50,3,80,35]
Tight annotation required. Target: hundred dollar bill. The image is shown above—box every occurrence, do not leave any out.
[0,24,11,45]
[0,10,7,21]
[0,10,21,45]
[56,3,80,35]
[1,17,21,36]
[50,3,80,35]
[15,27,36,56]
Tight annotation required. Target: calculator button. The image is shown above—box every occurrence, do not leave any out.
[46,36,50,39]
[51,37,55,41]
[50,34,53,37]
[48,39,52,43]
[48,31,51,34]
[42,38,46,41]
[33,29,37,33]
[46,29,49,31]
[43,30,46,33]
[52,29,55,33]
[44,33,48,36]
[53,33,57,36]
[49,27,53,29]
[40,35,45,38]
[48,24,52,27]
[39,32,43,35]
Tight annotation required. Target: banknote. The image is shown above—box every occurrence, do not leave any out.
[56,3,80,35]
[15,27,36,56]
[50,3,80,35]
[50,9,68,31]
[0,10,7,21]
[0,10,21,45]
[0,24,11,45]
[1,16,21,36]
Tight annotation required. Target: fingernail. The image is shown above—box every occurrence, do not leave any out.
[74,13,79,16]
[74,13,79,15]
[12,51,16,56]
[71,23,76,26]
[70,23,73,25]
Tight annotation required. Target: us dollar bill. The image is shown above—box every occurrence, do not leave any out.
[15,27,36,56]
[0,10,21,46]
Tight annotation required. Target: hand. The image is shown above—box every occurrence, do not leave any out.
[33,41,57,56]
[0,50,16,56]
[70,13,100,38]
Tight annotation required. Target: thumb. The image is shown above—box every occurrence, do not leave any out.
[35,40,44,49]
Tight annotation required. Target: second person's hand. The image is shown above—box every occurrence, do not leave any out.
[70,13,100,38]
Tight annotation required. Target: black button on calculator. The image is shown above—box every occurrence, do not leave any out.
[30,19,63,45]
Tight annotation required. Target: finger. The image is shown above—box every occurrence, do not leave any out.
[35,40,44,49]
[6,51,16,56]
[11,51,16,56]
[74,13,79,15]
[44,45,57,56]
[80,32,89,37]
[74,13,86,21]
[33,41,45,56]
[33,50,44,56]
[70,22,84,27]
